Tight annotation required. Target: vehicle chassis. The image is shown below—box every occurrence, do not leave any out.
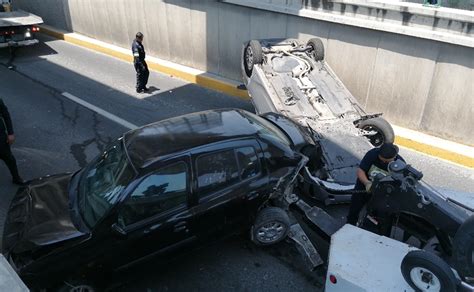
[242,38,474,290]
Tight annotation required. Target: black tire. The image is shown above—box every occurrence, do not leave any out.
[358,117,394,147]
[401,250,459,292]
[251,207,290,246]
[307,38,325,61]
[244,40,263,77]
[58,282,99,292]
[57,278,97,292]
[453,215,474,278]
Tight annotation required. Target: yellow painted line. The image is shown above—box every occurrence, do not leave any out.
[40,26,249,100]
[40,26,471,168]
[395,136,473,168]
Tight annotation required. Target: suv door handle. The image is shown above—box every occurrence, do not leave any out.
[143,223,161,234]
[173,221,188,233]
[246,192,259,200]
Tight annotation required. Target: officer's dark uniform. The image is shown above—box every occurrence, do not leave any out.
[0,98,22,183]
[132,39,149,92]
[346,146,405,225]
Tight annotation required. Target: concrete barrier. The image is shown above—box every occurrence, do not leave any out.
[14,0,474,146]
[38,24,474,168]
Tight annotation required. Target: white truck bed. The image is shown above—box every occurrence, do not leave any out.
[325,224,416,292]
[0,10,42,27]
[0,254,28,291]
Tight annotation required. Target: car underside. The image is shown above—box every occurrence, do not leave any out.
[242,38,395,190]
[242,38,474,290]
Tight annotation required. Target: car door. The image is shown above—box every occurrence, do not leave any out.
[112,158,196,269]
[189,140,268,239]
[234,144,270,223]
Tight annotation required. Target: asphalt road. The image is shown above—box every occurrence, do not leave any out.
[0,34,473,291]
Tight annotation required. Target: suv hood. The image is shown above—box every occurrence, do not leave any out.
[261,112,315,151]
[3,173,85,255]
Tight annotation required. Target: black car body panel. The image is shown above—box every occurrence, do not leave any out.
[124,109,300,170]
[2,109,310,289]
[3,174,85,255]
[260,112,315,152]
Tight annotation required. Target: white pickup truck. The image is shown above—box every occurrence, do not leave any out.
[0,0,43,48]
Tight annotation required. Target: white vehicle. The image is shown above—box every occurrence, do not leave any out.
[326,225,474,292]
[242,38,394,204]
[0,0,43,48]
[242,38,474,291]
[0,254,28,291]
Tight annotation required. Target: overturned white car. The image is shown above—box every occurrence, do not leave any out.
[242,38,394,203]
[242,38,474,291]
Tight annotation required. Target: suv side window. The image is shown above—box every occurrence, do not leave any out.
[236,147,260,180]
[197,149,239,196]
[118,162,188,226]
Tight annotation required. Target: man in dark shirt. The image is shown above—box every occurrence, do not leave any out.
[0,98,25,185]
[346,143,405,225]
[132,32,150,93]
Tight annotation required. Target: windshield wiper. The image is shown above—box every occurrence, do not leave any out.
[68,168,90,232]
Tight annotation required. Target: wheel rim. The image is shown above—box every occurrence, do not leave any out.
[410,267,441,291]
[362,125,384,147]
[256,221,285,243]
[245,46,254,71]
[65,284,95,292]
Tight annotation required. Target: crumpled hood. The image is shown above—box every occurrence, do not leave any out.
[3,173,84,255]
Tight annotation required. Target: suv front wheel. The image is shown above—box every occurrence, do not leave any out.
[251,207,290,246]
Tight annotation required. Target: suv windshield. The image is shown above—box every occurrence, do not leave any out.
[243,112,292,146]
[78,139,135,228]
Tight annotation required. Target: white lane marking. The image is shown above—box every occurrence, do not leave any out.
[61,92,139,130]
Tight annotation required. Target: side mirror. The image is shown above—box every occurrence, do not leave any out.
[111,223,127,237]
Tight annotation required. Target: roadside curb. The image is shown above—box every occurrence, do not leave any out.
[39,25,473,168]
[395,136,473,168]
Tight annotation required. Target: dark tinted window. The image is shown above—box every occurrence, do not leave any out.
[243,112,291,146]
[79,140,135,228]
[197,149,239,196]
[118,162,188,226]
[236,147,260,180]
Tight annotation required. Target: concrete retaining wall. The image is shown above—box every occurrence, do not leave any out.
[14,0,474,145]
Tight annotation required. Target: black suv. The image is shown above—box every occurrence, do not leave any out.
[2,109,313,290]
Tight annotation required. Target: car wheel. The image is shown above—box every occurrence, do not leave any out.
[307,38,325,62]
[453,215,474,279]
[357,117,394,147]
[244,40,263,77]
[251,207,290,246]
[401,250,459,292]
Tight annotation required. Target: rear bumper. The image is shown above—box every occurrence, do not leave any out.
[0,39,39,48]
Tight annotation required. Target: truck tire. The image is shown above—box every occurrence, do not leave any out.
[307,38,324,61]
[251,207,290,246]
[401,250,459,292]
[244,40,263,77]
[453,215,474,278]
[357,117,394,147]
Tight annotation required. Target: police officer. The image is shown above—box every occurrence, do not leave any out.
[132,32,150,93]
[0,98,25,185]
[346,143,405,225]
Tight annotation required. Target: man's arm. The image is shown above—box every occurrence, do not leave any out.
[132,41,141,64]
[357,149,376,191]
[0,98,14,135]
[356,168,370,185]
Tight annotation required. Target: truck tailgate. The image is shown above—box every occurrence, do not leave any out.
[0,10,43,27]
